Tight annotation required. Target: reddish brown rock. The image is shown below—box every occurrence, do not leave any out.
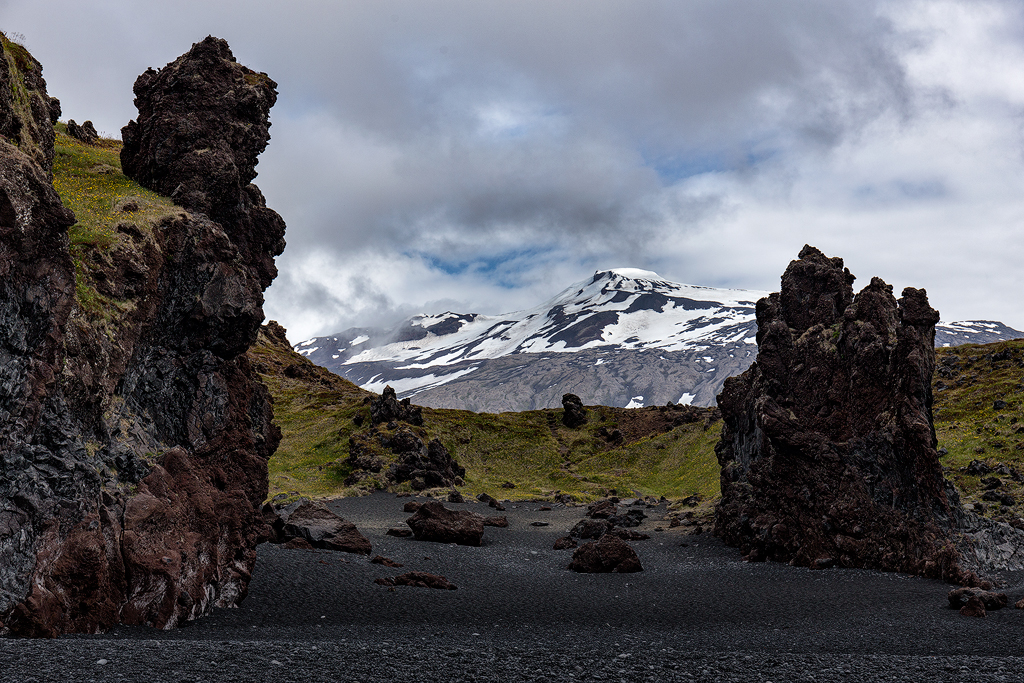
[484,516,509,528]
[477,492,506,511]
[587,499,617,519]
[406,501,485,546]
[568,535,643,573]
[714,245,1023,583]
[0,37,285,637]
[553,536,578,550]
[269,499,371,555]
[374,571,457,590]
[948,587,1007,611]
[370,555,403,568]
[403,501,422,513]
[960,596,987,618]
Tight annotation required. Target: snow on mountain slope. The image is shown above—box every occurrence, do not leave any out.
[935,321,1024,347]
[295,269,1024,411]
[303,269,762,363]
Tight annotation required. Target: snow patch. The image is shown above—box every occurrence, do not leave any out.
[678,393,696,406]
[361,366,480,395]
[625,395,645,409]
[350,335,370,346]
[608,268,661,280]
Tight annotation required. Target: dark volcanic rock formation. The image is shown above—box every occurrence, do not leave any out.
[66,119,98,145]
[561,393,588,428]
[0,37,285,636]
[567,535,643,573]
[265,499,371,555]
[405,501,485,546]
[345,388,464,492]
[370,386,423,427]
[714,245,1024,582]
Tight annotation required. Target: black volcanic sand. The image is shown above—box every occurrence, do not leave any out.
[5,492,1024,682]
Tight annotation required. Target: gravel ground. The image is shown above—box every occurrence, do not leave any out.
[4,492,1024,682]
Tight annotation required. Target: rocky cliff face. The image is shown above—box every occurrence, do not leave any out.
[0,36,284,636]
[714,246,1024,583]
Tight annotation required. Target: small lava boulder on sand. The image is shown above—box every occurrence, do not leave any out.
[570,519,612,540]
[553,536,578,550]
[374,572,457,590]
[406,501,485,546]
[948,587,1007,612]
[266,499,372,555]
[568,535,643,573]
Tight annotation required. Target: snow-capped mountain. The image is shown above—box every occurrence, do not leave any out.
[934,321,1024,347]
[295,269,1023,411]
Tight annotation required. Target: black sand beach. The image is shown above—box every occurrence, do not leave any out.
[4,492,1024,682]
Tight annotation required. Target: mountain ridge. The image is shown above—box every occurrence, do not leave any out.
[298,269,1023,412]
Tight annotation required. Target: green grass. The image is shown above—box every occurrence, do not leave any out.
[50,124,184,319]
[934,339,1024,522]
[251,327,723,503]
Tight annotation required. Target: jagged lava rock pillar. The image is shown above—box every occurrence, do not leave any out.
[111,37,287,627]
[714,245,977,581]
[0,36,284,636]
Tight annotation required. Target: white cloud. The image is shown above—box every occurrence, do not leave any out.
[5,0,1024,337]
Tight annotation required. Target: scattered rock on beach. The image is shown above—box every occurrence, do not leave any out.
[568,535,643,573]
[371,556,404,568]
[406,501,485,546]
[948,587,1007,611]
[570,519,612,540]
[403,501,422,513]
[484,516,509,528]
[477,493,506,511]
[553,536,578,550]
[587,500,617,519]
[268,499,372,555]
[960,596,987,618]
[386,528,413,538]
[374,572,457,590]
[608,509,646,528]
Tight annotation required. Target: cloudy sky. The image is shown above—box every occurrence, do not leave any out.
[3,0,1023,340]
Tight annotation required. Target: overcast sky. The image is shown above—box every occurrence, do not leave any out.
[3,0,1023,340]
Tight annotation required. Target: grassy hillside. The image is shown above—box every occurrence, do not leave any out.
[51,123,184,320]
[248,323,723,504]
[934,339,1024,524]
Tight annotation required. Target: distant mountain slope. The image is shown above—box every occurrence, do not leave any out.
[298,269,762,409]
[297,269,1024,411]
[935,321,1024,347]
